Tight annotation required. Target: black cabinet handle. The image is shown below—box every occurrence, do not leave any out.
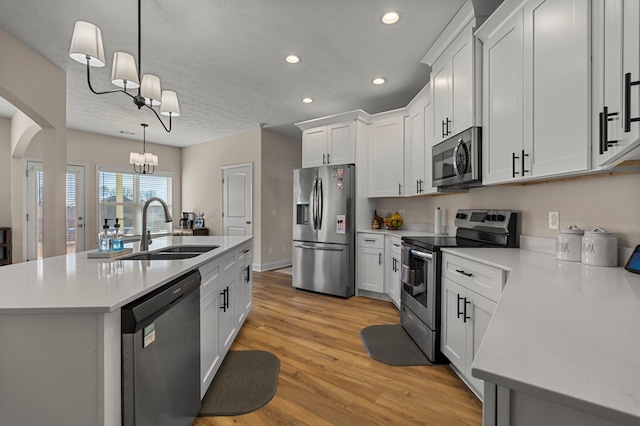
[463,298,471,323]
[445,118,452,136]
[457,294,464,319]
[379,252,382,265]
[456,269,473,277]
[521,149,529,176]
[599,111,605,155]
[442,119,446,138]
[245,265,251,282]
[326,153,330,164]
[220,287,229,312]
[625,73,640,132]
[398,183,402,196]
[600,106,619,153]
[512,152,520,178]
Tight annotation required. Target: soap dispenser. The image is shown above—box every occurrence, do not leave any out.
[98,219,113,252]
[113,218,124,251]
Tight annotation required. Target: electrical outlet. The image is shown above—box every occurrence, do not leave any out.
[268,246,273,254]
[548,211,559,230]
[272,209,277,217]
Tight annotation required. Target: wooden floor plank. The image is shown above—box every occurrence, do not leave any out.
[193,270,482,426]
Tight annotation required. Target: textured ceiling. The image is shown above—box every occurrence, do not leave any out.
[0,0,467,147]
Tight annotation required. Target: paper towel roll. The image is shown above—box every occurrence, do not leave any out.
[434,207,443,235]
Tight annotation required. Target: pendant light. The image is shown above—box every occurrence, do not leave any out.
[129,124,158,174]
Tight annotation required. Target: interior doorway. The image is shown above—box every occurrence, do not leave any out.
[221,163,253,236]
[26,161,86,260]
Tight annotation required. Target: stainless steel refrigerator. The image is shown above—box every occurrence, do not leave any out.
[292,165,355,298]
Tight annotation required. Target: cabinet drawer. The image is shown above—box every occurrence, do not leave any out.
[442,253,505,302]
[358,233,384,249]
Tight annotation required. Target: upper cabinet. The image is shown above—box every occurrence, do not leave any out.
[296,110,370,168]
[592,0,640,168]
[369,110,407,197]
[478,0,591,185]
[422,1,486,145]
[404,83,438,196]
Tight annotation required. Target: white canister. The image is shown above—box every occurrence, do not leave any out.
[556,225,584,262]
[581,227,618,267]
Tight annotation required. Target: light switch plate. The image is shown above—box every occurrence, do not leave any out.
[548,211,559,230]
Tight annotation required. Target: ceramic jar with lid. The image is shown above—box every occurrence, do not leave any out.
[581,227,618,267]
[556,225,584,262]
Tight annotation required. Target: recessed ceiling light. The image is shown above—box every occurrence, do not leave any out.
[285,55,300,64]
[382,11,400,25]
[302,97,313,104]
[372,77,386,85]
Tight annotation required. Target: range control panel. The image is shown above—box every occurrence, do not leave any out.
[454,209,517,230]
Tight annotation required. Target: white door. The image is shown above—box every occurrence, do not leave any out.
[26,161,86,260]
[222,163,253,236]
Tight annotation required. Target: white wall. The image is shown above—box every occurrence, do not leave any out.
[260,129,301,270]
[375,171,640,248]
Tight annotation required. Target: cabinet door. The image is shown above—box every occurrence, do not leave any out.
[523,0,590,177]
[466,290,497,399]
[218,273,237,356]
[234,262,252,326]
[422,97,438,195]
[302,127,328,168]
[623,0,640,143]
[370,116,406,197]
[385,236,402,308]
[327,122,355,165]
[357,246,384,293]
[406,106,425,196]
[441,277,466,372]
[200,283,221,397]
[432,58,451,144]
[482,9,525,185]
[450,31,475,136]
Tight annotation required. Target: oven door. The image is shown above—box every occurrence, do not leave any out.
[400,244,437,330]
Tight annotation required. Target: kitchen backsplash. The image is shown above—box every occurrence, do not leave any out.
[376,171,640,249]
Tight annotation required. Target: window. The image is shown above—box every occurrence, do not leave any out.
[98,167,172,237]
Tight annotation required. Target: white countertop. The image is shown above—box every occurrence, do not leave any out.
[0,235,252,314]
[441,247,640,425]
[358,228,449,238]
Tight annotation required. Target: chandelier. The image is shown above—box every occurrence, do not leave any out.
[129,124,157,174]
[68,0,180,132]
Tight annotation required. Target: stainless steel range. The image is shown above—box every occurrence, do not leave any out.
[400,209,519,363]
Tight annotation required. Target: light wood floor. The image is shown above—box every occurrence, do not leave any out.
[193,270,482,426]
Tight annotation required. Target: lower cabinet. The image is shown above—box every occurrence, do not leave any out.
[385,235,402,308]
[440,252,505,400]
[199,242,253,398]
[357,233,385,293]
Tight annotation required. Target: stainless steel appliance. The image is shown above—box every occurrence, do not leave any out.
[180,212,196,229]
[432,127,482,189]
[292,165,355,298]
[400,209,518,363]
[121,270,201,426]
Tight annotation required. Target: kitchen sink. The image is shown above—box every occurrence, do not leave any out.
[158,245,219,253]
[121,252,202,261]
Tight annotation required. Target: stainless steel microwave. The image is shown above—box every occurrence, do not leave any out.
[432,127,481,188]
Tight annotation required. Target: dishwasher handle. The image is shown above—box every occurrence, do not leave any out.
[121,269,201,333]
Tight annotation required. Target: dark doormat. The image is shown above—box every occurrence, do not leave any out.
[360,324,432,366]
[197,350,280,417]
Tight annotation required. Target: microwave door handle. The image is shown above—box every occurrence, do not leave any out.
[452,139,463,179]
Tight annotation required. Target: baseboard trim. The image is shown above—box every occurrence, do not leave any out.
[255,259,292,272]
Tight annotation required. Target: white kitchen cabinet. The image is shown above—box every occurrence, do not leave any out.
[404,83,437,196]
[432,25,476,144]
[481,9,525,185]
[369,110,407,197]
[384,235,402,308]
[357,233,385,293]
[478,0,590,184]
[592,0,640,168]
[296,110,370,168]
[199,241,253,398]
[440,252,505,399]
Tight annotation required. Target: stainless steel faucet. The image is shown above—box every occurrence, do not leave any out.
[140,197,173,251]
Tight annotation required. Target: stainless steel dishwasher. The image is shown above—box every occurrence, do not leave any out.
[121,270,201,426]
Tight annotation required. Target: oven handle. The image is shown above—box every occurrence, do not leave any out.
[410,249,433,260]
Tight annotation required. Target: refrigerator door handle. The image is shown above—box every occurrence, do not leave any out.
[317,178,323,229]
[310,178,317,229]
[294,244,344,252]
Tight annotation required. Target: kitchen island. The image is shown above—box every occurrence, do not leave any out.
[0,235,252,426]
[441,247,640,426]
